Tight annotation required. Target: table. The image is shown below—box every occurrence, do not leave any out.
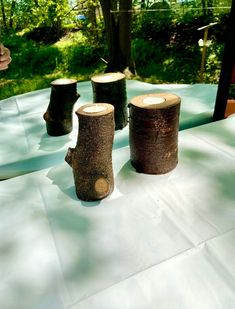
[0,81,217,179]
[1,117,235,309]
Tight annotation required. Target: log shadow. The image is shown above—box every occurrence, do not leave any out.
[39,133,72,152]
[46,164,101,207]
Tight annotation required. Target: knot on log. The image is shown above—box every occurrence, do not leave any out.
[129,93,181,174]
[65,103,115,201]
[65,147,74,167]
[43,78,80,136]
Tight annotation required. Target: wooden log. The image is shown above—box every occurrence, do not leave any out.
[91,72,127,130]
[225,99,235,117]
[43,78,80,136]
[65,103,115,201]
[129,93,181,174]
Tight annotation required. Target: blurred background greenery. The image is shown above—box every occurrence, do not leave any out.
[0,0,232,100]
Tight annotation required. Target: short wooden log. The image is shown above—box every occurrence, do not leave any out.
[91,72,127,130]
[65,103,115,201]
[225,99,235,117]
[43,78,80,136]
[129,93,181,174]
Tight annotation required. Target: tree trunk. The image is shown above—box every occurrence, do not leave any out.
[118,0,135,74]
[99,0,136,75]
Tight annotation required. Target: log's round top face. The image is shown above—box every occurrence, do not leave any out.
[130,93,181,110]
[51,78,77,85]
[83,105,108,113]
[77,103,114,116]
[91,72,125,83]
[142,96,166,106]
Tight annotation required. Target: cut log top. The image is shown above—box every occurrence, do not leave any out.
[51,78,77,86]
[91,72,125,83]
[77,103,114,117]
[130,93,181,110]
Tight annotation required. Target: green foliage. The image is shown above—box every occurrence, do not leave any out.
[0,31,105,100]
[0,0,231,99]
[132,2,173,42]
[24,26,67,44]
[132,38,165,67]
[0,0,72,32]
[203,42,224,83]
[132,38,203,83]
[65,45,103,73]
[1,33,61,76]
[31,47,63,74]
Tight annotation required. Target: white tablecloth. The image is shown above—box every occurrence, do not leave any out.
[1,117,235,309]
[0,81,217,179]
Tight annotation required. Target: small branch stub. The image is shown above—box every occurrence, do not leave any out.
[129,93,181,174]
[91,72,128,130]
[43,78,80,136]
[65,103,115,201]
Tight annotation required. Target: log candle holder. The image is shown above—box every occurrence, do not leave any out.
[65,103,115,201]
[43,78,80,136]
[129,93,181,174]
[91,72,127,130]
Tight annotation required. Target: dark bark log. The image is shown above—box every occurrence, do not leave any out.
[43,78,80,136]
[91,72,128,130]
[129,93,181,174]
[65,103,115,201]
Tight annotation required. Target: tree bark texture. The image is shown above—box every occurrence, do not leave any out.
[43,78,79,136]
[91,72,128,130]
[129,93,181,174]
[99,0,135,74]
[65,103,115,201]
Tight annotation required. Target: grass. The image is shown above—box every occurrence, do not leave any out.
[0,68,104,100]
[0,31,224,100]
[0,31,106,100]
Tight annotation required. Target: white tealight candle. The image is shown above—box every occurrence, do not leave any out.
[83,105,108,113]
[52,78,76,85]
[98,74,113,82]
[143,96,165,106]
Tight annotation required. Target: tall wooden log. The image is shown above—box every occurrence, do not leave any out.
[43,78,80,136]
[65,103,115,201]
[91,72,127,130]
[129,93,181,174]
